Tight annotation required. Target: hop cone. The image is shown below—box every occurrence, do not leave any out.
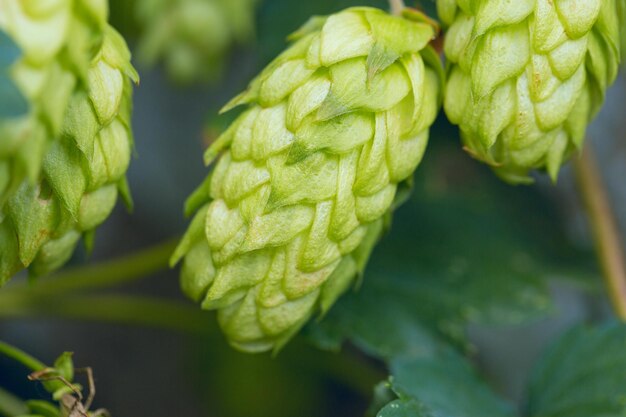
[172,7,443,352]
[136,0,258,83]
[0,0,108,204]
[0,25,138,285]
[438,0,622,183]
[617,0,626,62]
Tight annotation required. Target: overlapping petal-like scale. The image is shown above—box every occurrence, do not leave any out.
[136,0,258,83]
[617,0,626,59]
[173,7,443,352]
[0,0,108,205]
[439,0,622,183]
[0,25,138,285]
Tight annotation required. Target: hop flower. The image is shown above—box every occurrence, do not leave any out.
[0,25,138,285]
[136,0,258,83]
[172,7,443,352]
[617,0,626,62]
[0,0,108,204]
[439,0,622,183]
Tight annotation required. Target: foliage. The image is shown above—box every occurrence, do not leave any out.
[0,1,625,417]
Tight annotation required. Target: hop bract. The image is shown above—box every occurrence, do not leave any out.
[0,25,138,285]
[439,0,622,183]
[617,0,626,59]
[0,0,108,205]
[173,7,443,352]
[136,0,258,83]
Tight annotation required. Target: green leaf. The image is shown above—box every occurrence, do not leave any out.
[377,398,432,417]
[371,348,514,417]
[52,352,74,382]
[388,350,514,417]
[527,322,626,417]
[25,400,61,417]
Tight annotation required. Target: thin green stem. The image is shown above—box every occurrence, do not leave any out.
[573,145,626,320]
[0,293,213,335]
[2,238,178,296]
[0,387,28,417]
[0,340,46,372]
[389,0,405,15]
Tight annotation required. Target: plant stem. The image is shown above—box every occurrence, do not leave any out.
[573,145,626,320]
[0,340,46,371]
[0,388,28,417]
[0,293,213,335]
[2,238,178,296]
[389,0,405,15]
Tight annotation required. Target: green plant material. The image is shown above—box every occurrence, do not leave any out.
[527,322,626,417]
[172,6,444,352]
[0,342,94,417]
[439,0,622,184]
[0,25,138,286]
[0,341,71,397]
[24,400,61,417]
[617,0,626,63]
[0,0,108,206]
[372,347,514,417]
[0,387,29,417]
[308,142,595,357]
[255,0,387,64]
[136,0,259,84]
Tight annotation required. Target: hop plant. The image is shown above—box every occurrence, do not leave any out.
[617,0,626,62]
[438,0,622,183]
[172,6,443,352]
[0,0,108,205]
[0,25,138,285]
[136,0,258,84]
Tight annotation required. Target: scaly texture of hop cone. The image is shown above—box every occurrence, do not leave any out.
[172,7,443,352]
[136,0,258,83]
[0,25,138,285]
[617,0,626,63]
[438,0,622,183]
[0,0,108,204]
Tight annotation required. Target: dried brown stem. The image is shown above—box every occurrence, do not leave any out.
[389,0,405,15]
[573,144,626,319]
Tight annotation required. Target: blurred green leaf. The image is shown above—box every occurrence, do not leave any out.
[387,350,514,417]
[378,398,431,417]
[372,348,514,417]
[309,140,597,357]
[527,322,626,417]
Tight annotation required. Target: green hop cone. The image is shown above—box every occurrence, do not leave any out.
[617,0,626,62]
[172,7,443,352]
[0,0,108,204]
[438,0,622,183]
[0,25,138,285]
[136,0,258,84]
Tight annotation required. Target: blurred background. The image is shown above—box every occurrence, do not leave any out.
[0,1,625,416]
